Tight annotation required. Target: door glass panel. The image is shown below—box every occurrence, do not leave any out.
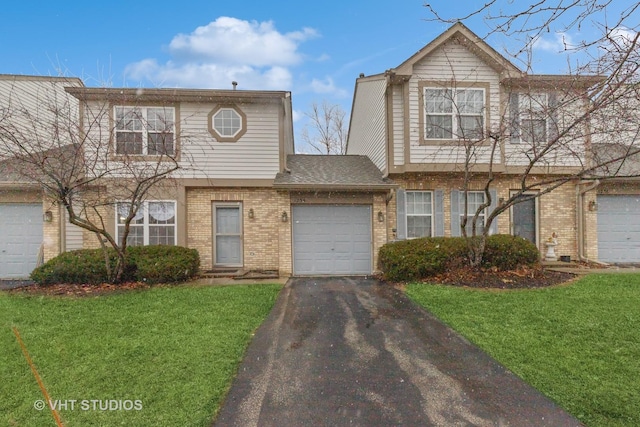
[513,196,536,244]
[214,206,242,265]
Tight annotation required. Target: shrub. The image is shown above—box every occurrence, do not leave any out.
[482,234,540,271]
[30,248,121,285]
[378,237,467,282]
[31,246,200,286]
[378,235,540,281]
[127,245,200,284]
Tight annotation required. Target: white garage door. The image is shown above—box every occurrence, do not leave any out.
[0,203,44,278]
[292,205,372,275]
[597,195,640,263]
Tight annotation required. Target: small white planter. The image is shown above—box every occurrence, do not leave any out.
[544,241,558,261]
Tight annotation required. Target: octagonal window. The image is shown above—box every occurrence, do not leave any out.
[208,105,247,142]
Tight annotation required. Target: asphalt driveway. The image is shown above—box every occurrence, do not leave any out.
[214,277,581,426]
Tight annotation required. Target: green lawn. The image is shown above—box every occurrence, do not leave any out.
[406,274,640,427]
[0,284,281,427]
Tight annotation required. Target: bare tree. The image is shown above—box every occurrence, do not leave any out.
[420,2,640,266]
[300,101,347,154]
[0,79,183,282]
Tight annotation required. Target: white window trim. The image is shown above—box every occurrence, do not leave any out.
[519,93,549,144]
[424,87,486,140]
[212,108,242,138]
[114,106,175,155]
[405,190,434,239]
[459,191,486,230]
[115,200,177,246]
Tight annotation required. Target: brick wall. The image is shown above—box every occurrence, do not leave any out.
[387,173,580,259]
[187,187,291,274]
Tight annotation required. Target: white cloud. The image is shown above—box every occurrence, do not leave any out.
[292,109,303,122]
[124,17,316,90]
[533,32,575,52]
[607,27,638,49]
[309,77,349,98]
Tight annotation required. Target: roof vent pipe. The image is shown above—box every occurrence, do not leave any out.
[232,81,238,90]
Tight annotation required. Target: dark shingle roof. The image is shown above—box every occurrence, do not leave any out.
[274,155,395,190]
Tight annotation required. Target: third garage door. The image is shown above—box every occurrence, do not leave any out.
[292,205,372,275]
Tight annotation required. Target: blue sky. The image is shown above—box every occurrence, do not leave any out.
[2,1,637,152]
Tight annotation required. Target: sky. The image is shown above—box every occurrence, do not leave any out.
[1,1,638,152]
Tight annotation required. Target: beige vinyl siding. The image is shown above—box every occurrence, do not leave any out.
[408,40,502,165]
[64,210,84,251]
[347,77,387,173]
[504,93,587,167]
[392,84,405,166]
[180,102,281,179]
[0,76,82,158]
[82,100,283,180]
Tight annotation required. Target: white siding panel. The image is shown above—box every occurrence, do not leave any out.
[347,78,387,173]
[0,77,82,160]
[504,94,586,167]
[64,210,84,251]
[408,41,502,165]
[82,100,283,180]
[180,102,281,179]
[392,85,405,166]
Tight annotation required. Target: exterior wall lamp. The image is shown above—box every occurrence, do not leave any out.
[281,211,288,222]
[44,211,53,222]
[377,211,384,222]
[248,208,255,219]
[588,200,597,211]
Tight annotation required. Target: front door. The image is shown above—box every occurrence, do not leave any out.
[512,195,537,245]
[214,204,242,266]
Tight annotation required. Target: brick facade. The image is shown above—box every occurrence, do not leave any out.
[387,173,580,260]
[187,187,291,275]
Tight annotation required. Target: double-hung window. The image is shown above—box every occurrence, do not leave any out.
[425,88,485,140]
[115,106,175,155]
[520,93,548,144]
[116,201,176,246]
[459,191,486,234]
[406,191,433,238]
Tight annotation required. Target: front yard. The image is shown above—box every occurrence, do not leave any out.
[0,284,281,426]
[407,273,640,427]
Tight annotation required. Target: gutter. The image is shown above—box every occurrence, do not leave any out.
[576,179,608,264]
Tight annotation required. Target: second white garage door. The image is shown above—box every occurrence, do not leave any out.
[597,195,640,263]
[292,205,372,275]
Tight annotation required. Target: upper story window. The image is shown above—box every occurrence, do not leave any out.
[509,92,558,145]
[115,106,175,155]
[520,93,548,143]
[406,191,433,238]
[425,88,485,140]
[208,105,247,142]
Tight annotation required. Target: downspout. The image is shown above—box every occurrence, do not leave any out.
[576,179,606,264]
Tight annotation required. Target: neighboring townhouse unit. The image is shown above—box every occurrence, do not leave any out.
[0,75,85,279]
[347,22,640,263]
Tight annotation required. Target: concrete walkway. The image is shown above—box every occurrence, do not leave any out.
[214,277,581,427]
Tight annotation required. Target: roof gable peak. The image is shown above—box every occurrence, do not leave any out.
[393,22,522,77]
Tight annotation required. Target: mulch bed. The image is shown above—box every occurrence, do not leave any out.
[426,266,576,289]
[5,266,578,296]
[4,281,154,297]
